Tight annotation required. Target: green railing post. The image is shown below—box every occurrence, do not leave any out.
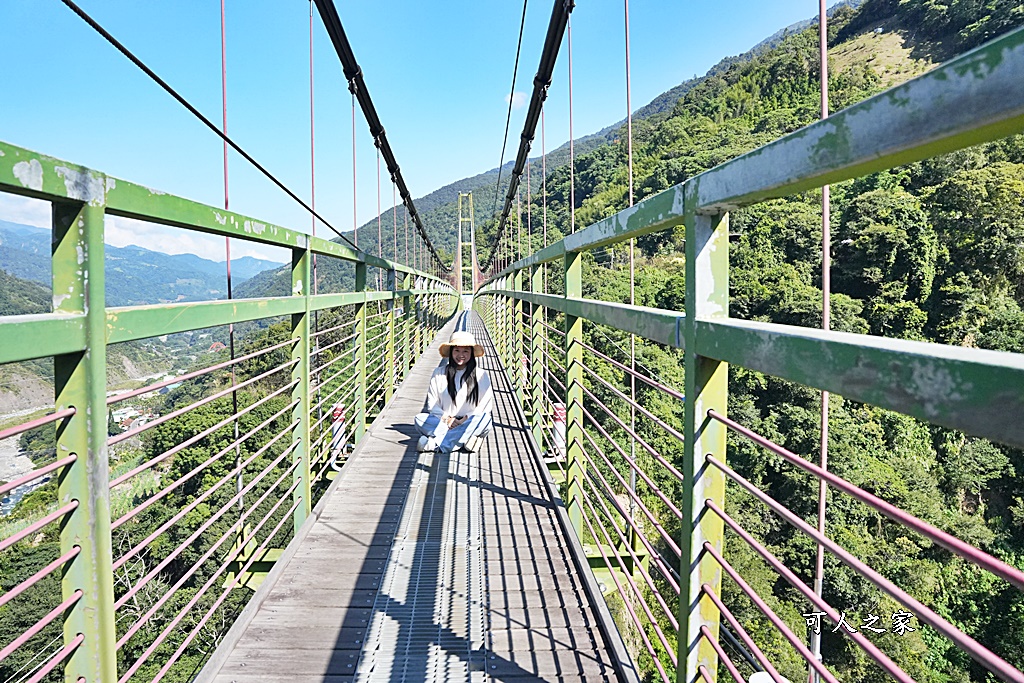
[564,250,585,535]
[429,291,436,334]
[291,244,312,529]
[411,289,418,355]
[52,199,117,683]
[386,269,397,403]
[504,282,512,369]
[354,262,368,442]
[416,292,424,354]
[505,280,516,370]
[680,208,730,683]
[530,266,544,446]
[419,291,426,353]
[401,273,412,379]
[513,270,525,403]
[495,284,504,363]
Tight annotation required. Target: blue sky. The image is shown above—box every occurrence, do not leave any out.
[0,0,843,261]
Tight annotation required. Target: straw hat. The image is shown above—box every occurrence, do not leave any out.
[439,331,485,358]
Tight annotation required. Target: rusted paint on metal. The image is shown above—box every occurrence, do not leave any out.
[55,165,106,206]
[1,141,109,204]
[679,206,729,682]
[13,158,43,191]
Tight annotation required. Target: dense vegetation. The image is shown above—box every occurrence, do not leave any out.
[480,1,1024,680]
[0,267,48,316]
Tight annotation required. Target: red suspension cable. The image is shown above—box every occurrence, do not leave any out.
[568,15,574,234]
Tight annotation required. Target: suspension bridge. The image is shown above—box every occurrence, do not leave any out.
[1,1,1024,682]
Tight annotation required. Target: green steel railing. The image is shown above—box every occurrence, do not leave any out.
[474,26,1024,683]
[0,140,458,682]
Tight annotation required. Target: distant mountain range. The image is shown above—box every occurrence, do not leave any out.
[0,220,284,307]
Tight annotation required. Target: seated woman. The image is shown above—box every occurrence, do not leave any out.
[415,331,493,453]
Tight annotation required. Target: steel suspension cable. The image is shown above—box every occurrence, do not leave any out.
[484,0,574,271]
[56,0,357,249]
[492,0,531,220]
[352,91,358,247]
[377,148,383,289]
[219,0,243,517]
[568,13,575,235]
[309,0,326,458]
[542,107,548,248]
[812,0,832,677]
[517,184,522,260]
[314,0,447,270]
[623,0,638,553]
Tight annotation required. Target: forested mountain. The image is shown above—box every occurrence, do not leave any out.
[0,268,48,317]
[245,1,870,287]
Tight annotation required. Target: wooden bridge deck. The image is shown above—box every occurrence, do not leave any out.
[199,311,634,683]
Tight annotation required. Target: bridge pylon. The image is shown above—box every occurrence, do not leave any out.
[457,192,478,295]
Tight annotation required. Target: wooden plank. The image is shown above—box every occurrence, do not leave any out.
[196,319,458,683]
[199,312,631,682]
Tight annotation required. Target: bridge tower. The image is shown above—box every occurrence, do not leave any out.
[458,192,477,293]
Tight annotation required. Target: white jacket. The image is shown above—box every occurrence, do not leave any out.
[426,361,493,417]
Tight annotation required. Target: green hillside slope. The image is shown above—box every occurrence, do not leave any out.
[0,269,48,317]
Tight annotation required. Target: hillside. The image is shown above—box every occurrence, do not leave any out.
[0,268,48,317]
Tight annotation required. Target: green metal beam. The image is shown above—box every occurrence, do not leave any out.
[52,200,118,683]
[106,177,311,251]
[695,26,1024,212]
[478,290,683,349]
[680,211,729,681]
[696,317,1024,450]
[107,297,302,344]
[482,283,1024,450]
[1,140,453,285]
[564,253,585,537]
[0,142,108,205]
[354,263,368,441]
[386,269,397,404]
[530,267,544,445]
[0,314,87,364]
[291,245,312,531]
